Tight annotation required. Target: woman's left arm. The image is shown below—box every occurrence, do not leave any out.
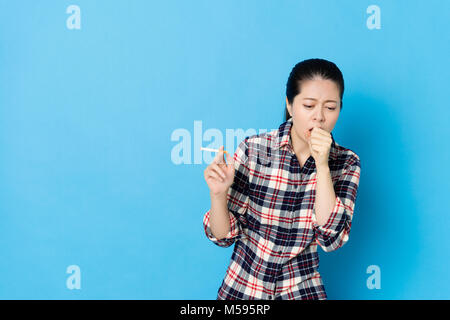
[314,165,337,226]
[306,127,361,252]
[313,158,361,252]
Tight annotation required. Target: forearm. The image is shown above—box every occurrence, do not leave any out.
[315,165,336,226]
[209,190,231,239]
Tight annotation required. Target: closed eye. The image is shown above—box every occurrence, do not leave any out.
[304,105,336,110]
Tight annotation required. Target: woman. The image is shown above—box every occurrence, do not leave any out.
[202,58,361,300]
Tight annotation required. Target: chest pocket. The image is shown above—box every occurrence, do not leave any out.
[255,146,272,168]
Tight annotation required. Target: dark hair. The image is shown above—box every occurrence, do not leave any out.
[284,58,344,122]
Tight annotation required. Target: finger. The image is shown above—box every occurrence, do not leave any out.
[206,169,225,182]
[217,146,225,164]
[311,135,331,145]
[212,146,224,164]
[226,153,235,166]
[212,154,219,164]
[311,144,325,153]
[211,170,225,182]
[310,129,326,138]
[304,130,311,141]
[212,149,221,164]
[312,137,332,146]
[211,163,226,179]
[311,129,331,139]
[224,157,234,174]
[310,138,329,146]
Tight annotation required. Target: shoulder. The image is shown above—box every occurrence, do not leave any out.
[236,129,278,161]
[240,129,278,150]
[333,143,361,171]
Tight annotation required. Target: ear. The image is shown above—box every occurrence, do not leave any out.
[286,97,292,117]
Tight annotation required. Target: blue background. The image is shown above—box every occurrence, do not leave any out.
[0,0,449,299]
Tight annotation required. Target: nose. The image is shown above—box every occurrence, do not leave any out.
[313,107,325,123]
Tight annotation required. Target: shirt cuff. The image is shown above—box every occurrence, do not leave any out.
[312,195,348,237]
[203,209,241,247]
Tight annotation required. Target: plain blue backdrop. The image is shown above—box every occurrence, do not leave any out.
[0,0,449,299]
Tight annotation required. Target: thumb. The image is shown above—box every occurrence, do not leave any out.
[218,145,225,164]
[304,129,311,141]
[226,153,235,168]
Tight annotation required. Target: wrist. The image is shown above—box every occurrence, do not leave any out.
[210,190,228,200]
[316,164,330,173]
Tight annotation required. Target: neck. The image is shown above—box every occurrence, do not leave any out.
[289,129,310,159]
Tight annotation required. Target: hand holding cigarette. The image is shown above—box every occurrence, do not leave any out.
[203,145,235,196]
[200,147,229,155]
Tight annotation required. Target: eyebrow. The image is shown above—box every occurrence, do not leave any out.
[303,97,338,103]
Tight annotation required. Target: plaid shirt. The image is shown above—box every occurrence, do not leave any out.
[203,117,361,300]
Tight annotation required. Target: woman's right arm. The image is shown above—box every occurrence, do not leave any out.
[209,190,231,240]
[203,141,250,247]
[204,145,235,240]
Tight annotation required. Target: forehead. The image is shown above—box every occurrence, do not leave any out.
[297,79,340,101]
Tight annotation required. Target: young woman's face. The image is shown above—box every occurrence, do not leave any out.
[286,78,341,144]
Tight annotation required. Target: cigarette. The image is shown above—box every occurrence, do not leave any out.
[200,147,229,155]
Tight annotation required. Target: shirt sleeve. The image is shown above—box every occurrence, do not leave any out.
[312,155,361,252]
[203,138,250,248]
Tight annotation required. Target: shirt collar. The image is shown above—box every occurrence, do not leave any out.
[274,117,339,161]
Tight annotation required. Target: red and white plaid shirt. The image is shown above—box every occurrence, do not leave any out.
[203,117,361,300]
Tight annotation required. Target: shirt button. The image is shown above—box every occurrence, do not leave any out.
[268,295,272,299]
[278,250,282,254]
